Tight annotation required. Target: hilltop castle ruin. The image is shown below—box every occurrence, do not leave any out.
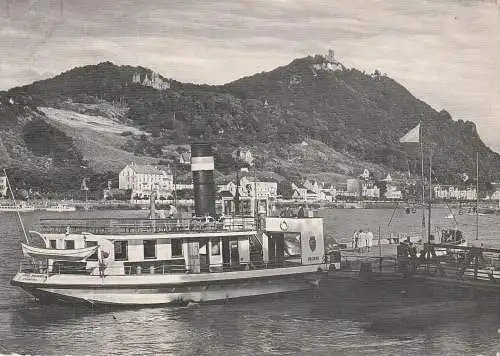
[132,71,170,90]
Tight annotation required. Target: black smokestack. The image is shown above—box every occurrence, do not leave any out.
[191,142,216,217]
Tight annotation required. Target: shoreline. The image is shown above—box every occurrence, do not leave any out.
[1,198,498,211]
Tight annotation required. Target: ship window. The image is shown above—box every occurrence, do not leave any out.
[284,233,301,257]
[49,240,57,249]
[172,239,183,257]
[114,241,128,261]
[211,238,220,256]
[65,240,75,249]
[143,240,157,259]
[85,241,98,261]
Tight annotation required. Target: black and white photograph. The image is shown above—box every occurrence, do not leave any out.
[0,0,499,354]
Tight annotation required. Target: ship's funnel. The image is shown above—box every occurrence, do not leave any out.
[191,142,216,217]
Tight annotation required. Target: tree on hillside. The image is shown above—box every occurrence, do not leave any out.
[189,115,209,139]
[22,119,83,167]
[6,57,500,189]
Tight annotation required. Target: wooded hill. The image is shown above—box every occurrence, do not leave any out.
[2,54,499,193]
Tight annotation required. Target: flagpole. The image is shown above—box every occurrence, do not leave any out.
[399,122,425,241]
[420,122,426,242]
[428,150,432,243]
[476,152,479,240]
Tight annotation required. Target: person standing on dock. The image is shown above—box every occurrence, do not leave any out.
[488,266,496,283]
[98,245,106,278]
[367,230,373,251]
[352,231,357,248]
[297,205,305,218]
[359,230,365,251]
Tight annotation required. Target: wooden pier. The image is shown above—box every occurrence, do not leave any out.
[327,243,500,294]
[327,244,402,281]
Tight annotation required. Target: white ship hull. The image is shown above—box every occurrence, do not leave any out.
[12,265,326,306]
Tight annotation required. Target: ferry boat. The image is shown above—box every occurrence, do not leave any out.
[45,204,77,212]
[0,202,36,212]
[11,143,327,306]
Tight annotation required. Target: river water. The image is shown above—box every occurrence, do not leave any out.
[0,208,499,355]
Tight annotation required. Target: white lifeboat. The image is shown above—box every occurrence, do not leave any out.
[21,243,98,261]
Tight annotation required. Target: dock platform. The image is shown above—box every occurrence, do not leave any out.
[328,243,500,294]
[328,244,401,281]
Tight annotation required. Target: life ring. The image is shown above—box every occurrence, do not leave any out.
[280,220,288,231]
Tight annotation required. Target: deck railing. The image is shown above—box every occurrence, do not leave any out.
[39,216,257,235]
[19,257,298,277]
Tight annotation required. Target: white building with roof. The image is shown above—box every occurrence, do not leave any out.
[218,176,278,215]
[490,183,500,201]
[385,184,402,200]
[119,163,173,200]
[178,151,191,165]
[232,149,254,166]
[362,184,380,199]
[360,169,371,180]
[321,183,337,200]
[239,176,277,199]
[292,188,325,201]
[433,185,477,201]
[303,179,321,194]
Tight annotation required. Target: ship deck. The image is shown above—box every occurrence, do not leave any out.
[39,216,257,235]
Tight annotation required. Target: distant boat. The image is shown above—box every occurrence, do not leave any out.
[45,204,77,212]
[455,203,492,216]
[0,202,36,212]
[432,229,468,256]
[478,207,496,215]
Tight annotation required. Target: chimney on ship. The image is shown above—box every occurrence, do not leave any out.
[191,142,216,217]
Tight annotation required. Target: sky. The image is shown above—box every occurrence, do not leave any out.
[1,0,499,151]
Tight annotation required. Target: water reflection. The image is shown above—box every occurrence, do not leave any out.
[5,277,498,355]
[14,303,106,325]
[7,303,203,355]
